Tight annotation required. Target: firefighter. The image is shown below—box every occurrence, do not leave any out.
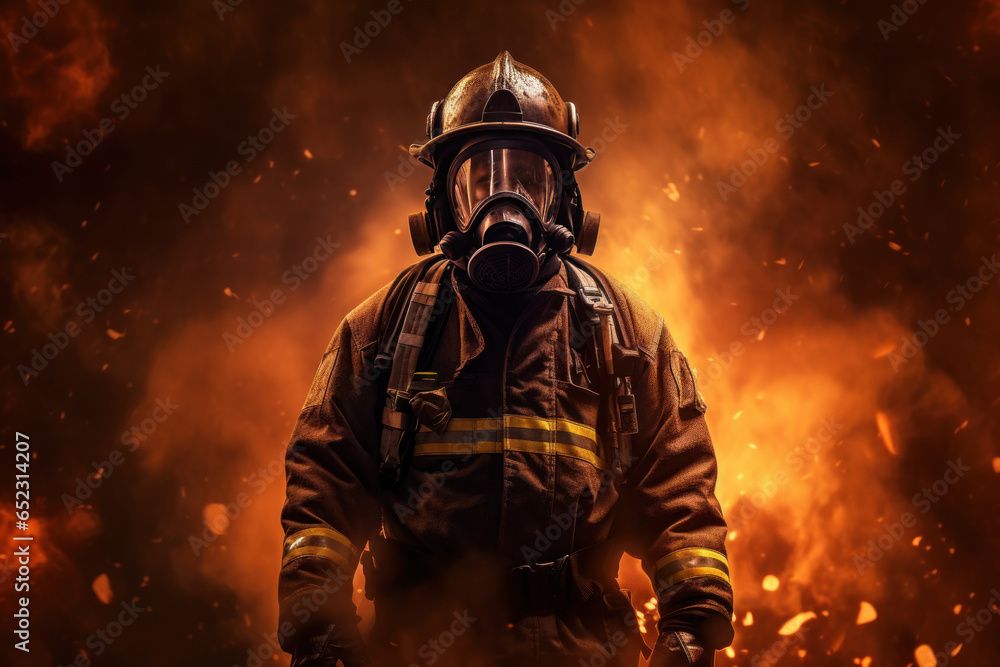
[278,52,734,667]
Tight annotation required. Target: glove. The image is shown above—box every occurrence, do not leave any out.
[291,623,372,667]
[648,631,714,667]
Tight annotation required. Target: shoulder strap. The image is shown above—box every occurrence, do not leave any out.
[563,257,641,483]
[373,255,446,371]
[377,259,451,485]
[563,256,635,350]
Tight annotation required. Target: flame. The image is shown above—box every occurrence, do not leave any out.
[4,1,996,665]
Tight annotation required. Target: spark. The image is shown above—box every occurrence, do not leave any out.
[93,573,113,604]
[856,601,877,625]
[663,182,681,202]
[778,611,816,635]
[876,411,898,455]
[915,645,937,667]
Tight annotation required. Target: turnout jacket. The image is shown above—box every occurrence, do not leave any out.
[279,256,734,665]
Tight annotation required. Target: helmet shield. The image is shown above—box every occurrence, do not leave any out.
[449,146,559,232]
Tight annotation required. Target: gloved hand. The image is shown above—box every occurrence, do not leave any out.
[648,631,714,667]
[290,623,372,667]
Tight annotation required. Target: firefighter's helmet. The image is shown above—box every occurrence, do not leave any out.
[407,52,601,278]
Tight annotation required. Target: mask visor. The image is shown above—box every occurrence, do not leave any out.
[450,147,557,232]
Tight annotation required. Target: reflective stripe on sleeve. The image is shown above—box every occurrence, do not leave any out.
[653,547,730,594]
[281,526,357,570]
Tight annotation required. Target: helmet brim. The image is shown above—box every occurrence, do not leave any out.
[410,121,595,171]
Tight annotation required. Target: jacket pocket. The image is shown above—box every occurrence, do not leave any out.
[554,380,601,428]
[553,380,607,470]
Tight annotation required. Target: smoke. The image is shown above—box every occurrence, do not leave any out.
[1,0,998,665]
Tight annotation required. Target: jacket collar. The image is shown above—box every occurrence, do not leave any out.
[449,257,575,374]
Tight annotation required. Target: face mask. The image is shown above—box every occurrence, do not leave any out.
[447,145,567,292]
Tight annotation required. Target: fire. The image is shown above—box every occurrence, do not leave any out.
[4,1,995,665]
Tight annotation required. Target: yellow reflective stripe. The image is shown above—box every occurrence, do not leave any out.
[504,415,597,440]
[413,436,606,468]
[658,566,731,589]
[655,547,729,572]
[417,416,596,438]
[281,545,353,571]
[413,441,501,456]
[416,418,501,433]
[285,526,357,556]
[414,439,606,468]
[411,415,606,468]
[503,438,607,467]
[505,438,553,454]
[553,443,607,468]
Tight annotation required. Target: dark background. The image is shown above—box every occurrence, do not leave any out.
[1,0,998,665]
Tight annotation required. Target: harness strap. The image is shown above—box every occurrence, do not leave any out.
[378,261,451,484]
[564,259,640,481]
